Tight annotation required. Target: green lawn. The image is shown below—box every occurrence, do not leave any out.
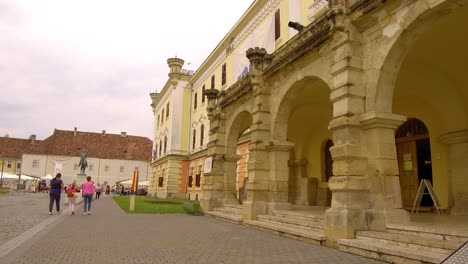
[112,196,202,215]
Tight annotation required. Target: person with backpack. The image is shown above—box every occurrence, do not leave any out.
[66,183,77,215]
[48,173,64,215]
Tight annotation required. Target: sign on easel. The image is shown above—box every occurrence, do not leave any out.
[411,179,444,215]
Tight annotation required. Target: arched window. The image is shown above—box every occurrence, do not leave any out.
[200,124,205,146]
[396,118,429,138]
[192,129,196,149]
[324,139,334,182]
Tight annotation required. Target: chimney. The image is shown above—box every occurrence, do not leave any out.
[102,130,106,135]
[73,127,77,136]
[29,134,36,144]
[121,132,127,137]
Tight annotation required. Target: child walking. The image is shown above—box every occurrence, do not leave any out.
[66,184,77,215]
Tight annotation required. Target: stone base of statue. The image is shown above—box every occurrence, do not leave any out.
[68,173,88,205]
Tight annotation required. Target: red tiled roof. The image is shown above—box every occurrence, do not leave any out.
[1,129,152,161]
[0,137,41,159]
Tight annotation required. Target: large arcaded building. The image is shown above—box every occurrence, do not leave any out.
[149,0,468,262]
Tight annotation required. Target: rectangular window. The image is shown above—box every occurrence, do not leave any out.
[161,109,164,122]
[17,162,21,169]
[74,164,78,170]
[188,175,193,187]
[221,63,226,86]
[211,75,215,89]
[192,130,196,150]
[7,161,12,168]
[105,165,109,172]
[89,164,93,172]
[200,125,204,146]
[157,115,160,128]
[120,166,124,173]
[195,171,201,187]
[164,136,167,153]
[158,176,164,187]
[202,85,206,103]
[166,102,169,117]
[32,160,39,168]
[194,93,198,110]
[275,9,281,40]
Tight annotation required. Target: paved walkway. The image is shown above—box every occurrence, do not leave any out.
[1,194,383,264]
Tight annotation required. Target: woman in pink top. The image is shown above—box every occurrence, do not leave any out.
[81,176,95,215]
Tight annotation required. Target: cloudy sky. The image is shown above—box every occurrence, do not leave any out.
[0,0,253,140]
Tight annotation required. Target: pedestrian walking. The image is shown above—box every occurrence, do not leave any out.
[48,173,64,215]
[82,176,95,215]
[66,184,77,215]
[95,184,101,200]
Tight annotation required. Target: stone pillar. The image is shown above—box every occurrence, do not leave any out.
[222,153,241,205]
[360,112,410,223]
[439,130,468,215]
[288,159,310,205]
[325,2,384,246]
[243,47,273,220]
[265,140,294,206]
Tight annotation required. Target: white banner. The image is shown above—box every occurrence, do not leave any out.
[54,163,62,176]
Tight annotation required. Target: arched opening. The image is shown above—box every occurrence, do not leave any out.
[274,76,333,206]
[395,118,433,209]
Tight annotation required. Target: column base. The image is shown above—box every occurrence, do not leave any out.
[325,208,386,248]
[200,197,222,212]
[242,201,267,220]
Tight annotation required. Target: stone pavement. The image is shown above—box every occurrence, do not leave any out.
[1,194,384,264]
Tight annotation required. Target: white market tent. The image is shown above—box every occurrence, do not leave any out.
[1,173,38,180]
[118,179,148,187]
[41,174,54,180]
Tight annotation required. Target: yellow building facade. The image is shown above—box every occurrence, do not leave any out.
[150,0,468,262]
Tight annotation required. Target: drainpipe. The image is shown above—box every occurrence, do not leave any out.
[0,159,4,187]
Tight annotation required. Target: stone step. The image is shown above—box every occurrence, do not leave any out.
[256,214,324,232]
[386,224,468,243]
[272,210,325,223]
[213,206,242,214]
[223,204,243,210]
[338,238,448,264]
[356,230,460,255]
[245,220,325,246]
[204,210,242,224]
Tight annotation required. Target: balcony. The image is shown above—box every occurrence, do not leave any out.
[308,0,329,22]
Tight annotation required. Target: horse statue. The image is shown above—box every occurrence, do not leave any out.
[79,149,88,174]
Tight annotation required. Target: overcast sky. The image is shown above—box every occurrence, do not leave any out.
[0,0,253,141]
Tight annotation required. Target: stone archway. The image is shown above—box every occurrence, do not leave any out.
[272,76,333,207]
[375,1,468,214]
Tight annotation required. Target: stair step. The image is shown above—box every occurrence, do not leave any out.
[339,238,448,264]
[204,210,242,224]
[213,206,242,214]
[245,220,325,245]
[272,210,324,222]
[356,230,461,254]
[387,224,468,243]
[256,215,324,232]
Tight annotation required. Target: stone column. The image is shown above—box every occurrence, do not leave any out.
[360,112,410,223]
[200,87,227,211]
[222,153,241,205]
[439,130,468,215]
[243,47,273,220]
[325,2,385,246]
[288,159,310,205]
[265,140,294,208]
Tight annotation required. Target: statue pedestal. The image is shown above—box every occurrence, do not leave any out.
[75,174,87,188]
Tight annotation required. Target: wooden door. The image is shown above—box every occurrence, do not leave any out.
[396,139,419,209]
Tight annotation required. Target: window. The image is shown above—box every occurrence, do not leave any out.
[105,165,109,172]
[200,124,205,146]
[89,164,93,172]
[158,169,165,187]
[161,109,164,123]
[192,129,196,149]
[275,9,281,40]
[324,140,334,182]
[188,168,194,188]
[16,162,21,169]
[32,160,39,168]
[155,144,158,158]
[166,102,169,117]
[74,164,78,170]
[202,85,206,103]
[221,63,226,86]
[7,161,12,168]
[157,115,160,129]
[164,136,167,153]
[195,166,202,187]
[120,166,124,173]
[159,140,162,156]
[194,93,198,110]
[211,75,215,89]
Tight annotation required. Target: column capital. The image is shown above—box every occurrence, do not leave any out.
[265,140,295,152]
[438,129,468,144]
[222,153,241,162]
[359,111,406,130]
